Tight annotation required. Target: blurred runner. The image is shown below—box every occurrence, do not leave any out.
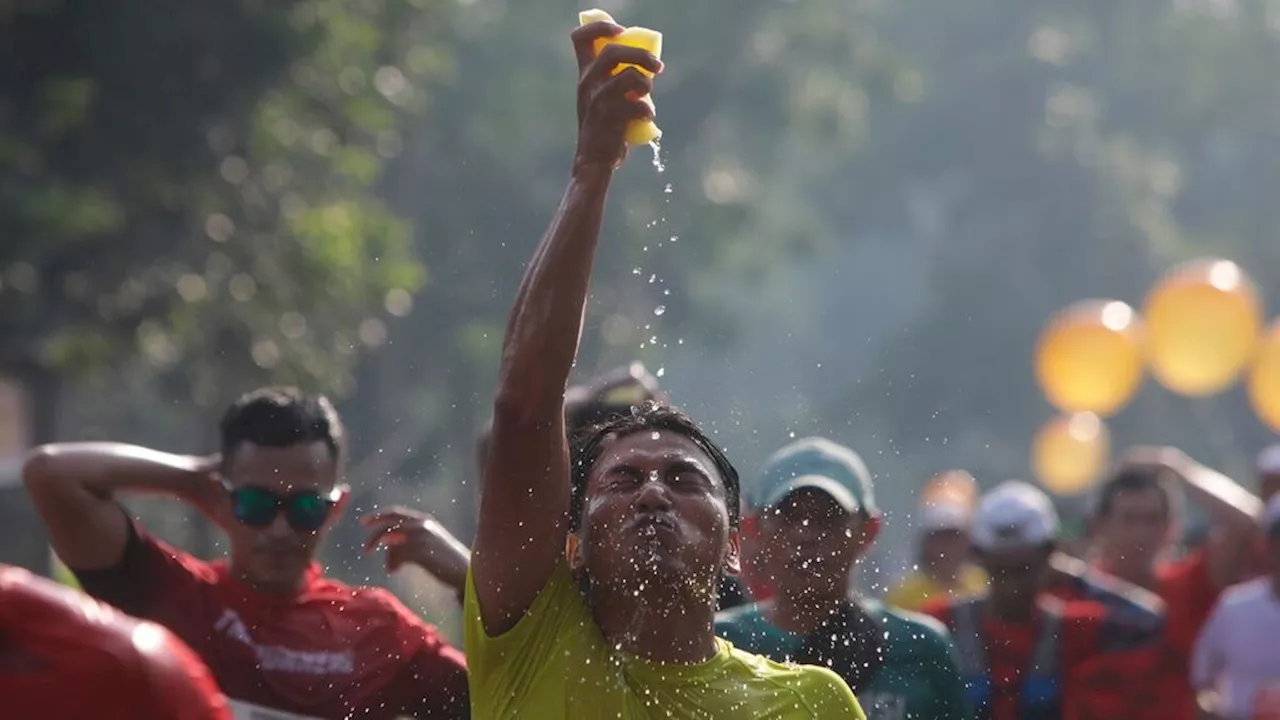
[23,387,468,719]
[0,563,230,720]
[1078,447,1262,717]
[925,481,1163,720]
[463,16,862,717]
[717,438,970,720]
[887,470,987,612]
[1191,494,1280,720]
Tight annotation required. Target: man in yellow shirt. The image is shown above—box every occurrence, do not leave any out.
[887,472,987,612]
[463,16,863,719]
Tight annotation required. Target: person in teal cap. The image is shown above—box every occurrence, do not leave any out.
[716,437,971,720]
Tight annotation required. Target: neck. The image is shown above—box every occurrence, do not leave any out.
[590,581,719,664]
[1094,555,1156,590]
[232,564,307,597]
[986,596,1036,623]
[769,590,849,634]
[924,559,961,585]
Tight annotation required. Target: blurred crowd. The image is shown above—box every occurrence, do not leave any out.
[4,363,1278,719]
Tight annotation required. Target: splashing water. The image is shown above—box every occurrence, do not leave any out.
[649,139,664,172]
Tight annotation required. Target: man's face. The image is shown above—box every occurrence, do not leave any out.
[221,441,341,590]
[921,528,970,576]
[975,544,1051,610]
[575,430,739,602]
[1095,487,1170,574]
[760,488,870,600]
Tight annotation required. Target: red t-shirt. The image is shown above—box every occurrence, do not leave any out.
[1053,550,1221,720]
[0,564,231,720]
[926,598,1108,720]
[74,520,468,720]
[1154,550,1220,658]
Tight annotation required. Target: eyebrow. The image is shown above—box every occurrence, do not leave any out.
[607,457,713,480]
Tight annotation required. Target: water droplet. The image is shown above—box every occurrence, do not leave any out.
[649,140,664,172]
[653,305,665,316]
[656,367,665,378]
[663,183,672,194]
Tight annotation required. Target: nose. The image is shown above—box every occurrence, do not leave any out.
[634,476,673,513]
[262,512,295,540]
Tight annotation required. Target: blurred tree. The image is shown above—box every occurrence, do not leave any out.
[0,0,446,570]
[823,0,1280,512]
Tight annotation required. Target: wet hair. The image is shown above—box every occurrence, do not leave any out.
[219,387,346,467]
[1092,462,1183,522]
[568,400,741,532]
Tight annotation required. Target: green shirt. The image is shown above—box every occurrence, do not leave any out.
[464,561,865,719]
[715,600,971,720]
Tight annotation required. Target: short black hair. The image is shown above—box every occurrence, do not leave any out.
[568,400,740,532]
[219,387,346,467]
[1093,462,1183,521]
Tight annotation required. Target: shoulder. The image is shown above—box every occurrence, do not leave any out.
[336,581,434,626]
[725,646,864,718]
[1217,577,1269,609]
[869,601,955,653]
[787,664,865,717]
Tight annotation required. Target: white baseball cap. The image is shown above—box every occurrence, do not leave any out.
[1264,493,1280,536]
[971,481,1060,552]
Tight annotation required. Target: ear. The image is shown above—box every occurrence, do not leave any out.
[722,528,742,576]
[856,515,883,551]
[566,532,586,573]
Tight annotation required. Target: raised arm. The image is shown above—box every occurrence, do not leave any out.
[1132,447,1262,588]
[469,19,662,635]
[22,443,222,570]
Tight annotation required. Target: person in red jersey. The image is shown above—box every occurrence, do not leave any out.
[0,563,231,720]
[22,387,469,720]
[1065,446,1262,718]
[925,481,1164,720]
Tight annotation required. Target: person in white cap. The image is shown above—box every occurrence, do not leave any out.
[923,481,1165,720]
[1191,494,1280,720]
[886,470,988,613]
[716,438,971,720]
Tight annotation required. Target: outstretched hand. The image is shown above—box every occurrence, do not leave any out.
[571,20,663,172]
[361,507,471,591]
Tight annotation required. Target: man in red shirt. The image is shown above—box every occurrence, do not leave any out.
[926,481,1163,720]
[0,563,230,719]
[1074,447,1261,717]
[23,387,469,719]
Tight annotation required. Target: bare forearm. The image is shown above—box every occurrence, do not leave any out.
[1178,460,1262,529]
[494,166,612,418]
[24,442,206,500]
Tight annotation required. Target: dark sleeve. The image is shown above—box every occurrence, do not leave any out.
[397,642,470,719]
[70,511,186,619]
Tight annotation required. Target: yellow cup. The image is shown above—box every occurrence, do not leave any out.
[578,9,663,145]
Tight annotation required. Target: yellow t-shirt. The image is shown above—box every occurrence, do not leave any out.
[884,565,988,613]
[464,560,865,719]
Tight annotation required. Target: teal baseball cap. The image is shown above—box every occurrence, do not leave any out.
[755,437,878,517]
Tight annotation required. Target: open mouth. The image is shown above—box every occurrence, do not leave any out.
[632,515,678,535]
